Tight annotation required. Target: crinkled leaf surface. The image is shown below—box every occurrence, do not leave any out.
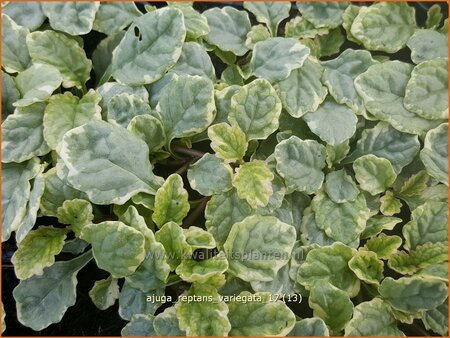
[404,58,448,120]
[155,222,192,270]
[2,14,31,73]
[156,74,215,145]
[12,226,67,280]
[324,169,359,204]
[228,291,296,336]
[203,6,251,56]
[2,72,20,119]
[288,318,329,336]
[106,93,151,128]
[13,251,93,331]
[93,2,141,35]
[353,154,397,195]
[345,298,405,336]
[121,314,156,336]
[81,221,145,278]
[111,7,186,86]
[232,160,274,208]
[208,123,247,163]
[44,90,101,149]
[304,99,358,146]
[2,103,51,163]
[187,154,232,197]
[407,29,448,64]
[379,276,448,313]
[27,30,92,88]
[275,57,328,118]
[250,37,310,82]
[224,215,296,282]
[364,234,402,259]
[350,2,416,53]
[348,250,383,285]
[380,191,402,216]
[229,79,281,141]
[176,251,228,284]
[420,123,448,185]
[275,136,326,194]
[119,282,164,320]
[58,120,162,205]
[170,42,216,81]
[153,307,185,336]
[3,2,46,31]
[57,199,93,237]
[152,174,190,228]
[88,276,119,311]
[127,115,165,153]
[42,2,99,35]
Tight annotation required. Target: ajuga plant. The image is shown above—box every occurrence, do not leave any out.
[1,1,448,336]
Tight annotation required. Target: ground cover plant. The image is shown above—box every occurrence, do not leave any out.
[1,1,449,336]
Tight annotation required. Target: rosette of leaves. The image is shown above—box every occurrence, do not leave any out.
[1,1,448,336]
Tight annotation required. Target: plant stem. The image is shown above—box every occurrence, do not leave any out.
[172,145,205,158]
[175,161,191,176]
[182,197,209,228]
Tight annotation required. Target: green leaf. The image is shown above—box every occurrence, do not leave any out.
[407,30,448,64]
[296,2,349,29]
[232,160,274,208]
[106,93,151,128]
[14,64,62,107]
[379,276,448,313]
[243,2,291,35]
[355,61,443,136]
[224,214,296,282]
[43,90,101,149]
[205,189,253,249]
[388,243,448,275]
[56,199,93,237]
[420,123,448,185]
[153,307,185,336]
[80,221,146,278]
[350,2,416,53]
[380,191,402,216]
[275,136,326,194]
[229,79,281,140]
[344,298,405,336]
[2,158,41,242]
[92,32,125,85]
[287,318,330,336]
[203,6,251,56]
[345,122,420,174]
[168,3,209,40]
[2,103,51,163]
[208,123,247,163]
[187,153,233,197]
[128,115,166,153]
[13,251,93,331]
[93,2,141,35]
[12,226,67,280]
[57,120,162,205]
[121,314,156,336]
[353,155,397,195]
[300,207,335,247]
[250,264,295,295]
[176,251,228,284]
[250,37,310,82]
[184,226,216,250]
[156,74,215,145]
[309,280,353,333]
[364,234,402,259]
[397,170,430,198]
[348,250,383,285]
[315,27,345,58]
[2,72,20,119]
[322,49,377,114]
[311,191,371,244]
[298,242,360,297]
[40,168,87,217]
[3,2,45,31]
[324,169,359,204]
[228,291,296,336]
[403,201,448,250]
[425,4,443,29]
[111,7,186,86]
[245,24,271,49]
[404,58,448,120]
[88,276,120,311]
[175,284,231,336]
[155,221,192,270]
[152,174,190,227]
[2,14,31,73]
[275,57,328,118]
[422,300,448,336]
[27,30,92,88]
[42,2,99,35]
[304,99,358,146]
[325,140,350,169]
[171,42,216,81]
[342,5,362,43]
[119,282,164,320]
